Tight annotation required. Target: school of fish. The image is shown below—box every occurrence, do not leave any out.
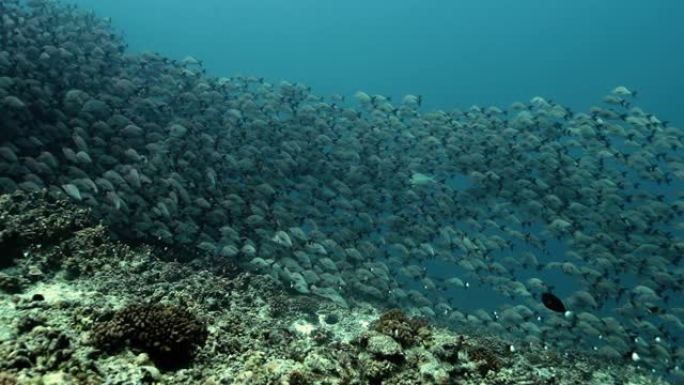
[1,0,683,378]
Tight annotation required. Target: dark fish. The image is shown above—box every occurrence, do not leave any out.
[541,292,566,313]
[646,305,665,315]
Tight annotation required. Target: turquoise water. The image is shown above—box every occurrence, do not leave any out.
[69,0,684,124]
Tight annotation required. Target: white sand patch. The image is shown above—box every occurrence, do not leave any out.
[26,281,90,304]
[291,320,315,336]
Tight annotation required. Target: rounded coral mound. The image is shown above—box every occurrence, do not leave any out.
[92,304,208,370]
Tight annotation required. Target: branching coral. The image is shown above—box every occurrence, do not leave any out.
[92,304,208,370]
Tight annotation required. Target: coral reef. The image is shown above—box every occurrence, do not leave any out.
[91,304,208,370]
[373,308,431,347]
[0,193,672,384]
[0,191,93,253]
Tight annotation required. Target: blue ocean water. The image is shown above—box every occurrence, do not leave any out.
[69,0,684,125]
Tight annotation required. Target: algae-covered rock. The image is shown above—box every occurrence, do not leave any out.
[366,334,403,358]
